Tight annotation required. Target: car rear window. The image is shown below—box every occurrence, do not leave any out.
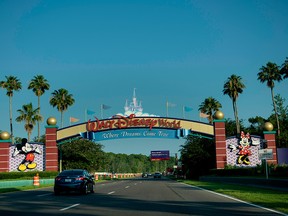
[60,170,83,176]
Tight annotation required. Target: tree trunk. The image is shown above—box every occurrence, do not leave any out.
[232,99,240,135]
[9,95,14,144]
[37,95,40,141]
[235,100,240,135]
[61,111,64,128]
[271,87,280,136]
[28,131,31,142]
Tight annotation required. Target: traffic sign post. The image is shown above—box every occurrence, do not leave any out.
[258,149,273,179]
[264,159,268,179]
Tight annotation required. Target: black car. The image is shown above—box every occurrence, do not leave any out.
[54,169,95,195]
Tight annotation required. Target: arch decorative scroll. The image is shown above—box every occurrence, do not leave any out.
[56,115,214,143]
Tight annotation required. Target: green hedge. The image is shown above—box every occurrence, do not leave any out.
[270,165,288,177]
[208,164,288,177]
[0,171,58,180]
[209,168,258,176]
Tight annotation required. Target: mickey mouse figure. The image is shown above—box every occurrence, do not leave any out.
[12,138,41,171]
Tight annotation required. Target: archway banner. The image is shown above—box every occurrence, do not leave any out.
[80,128,185,141]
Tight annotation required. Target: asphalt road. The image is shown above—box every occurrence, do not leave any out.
[0,177,286,216]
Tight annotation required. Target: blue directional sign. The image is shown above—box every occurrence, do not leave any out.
[151,150,170,161]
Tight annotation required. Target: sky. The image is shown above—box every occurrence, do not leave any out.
[0,0,287,157]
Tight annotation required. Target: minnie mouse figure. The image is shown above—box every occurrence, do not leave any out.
[229,131,259,165]
[237,132,252,165]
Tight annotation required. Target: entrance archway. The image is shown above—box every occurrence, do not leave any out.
[0,112,277,172]
[57,115,214,143]
[45,113,229,171]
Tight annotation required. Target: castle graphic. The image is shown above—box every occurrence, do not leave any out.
[115,88,157,117]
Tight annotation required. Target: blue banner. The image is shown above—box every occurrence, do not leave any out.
[81,129,180,141]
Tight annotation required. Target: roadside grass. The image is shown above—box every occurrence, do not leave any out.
[0,184,54,193]
[0,179,107,194]
[180,180,288,215]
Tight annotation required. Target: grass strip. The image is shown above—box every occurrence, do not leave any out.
[0,184,54,193]
[0,180,108,194]
[180,180,288,214]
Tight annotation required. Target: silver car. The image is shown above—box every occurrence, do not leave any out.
[154,172,162,178]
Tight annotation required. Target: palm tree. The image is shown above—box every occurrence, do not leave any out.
[198,97,222,124]
[0,76,22,143]
[15,103,43,141]
[49,88,75,127]
[223,74,245,135]
[28,75,50,141]
[257,62,282,136]
[280,57,288,79]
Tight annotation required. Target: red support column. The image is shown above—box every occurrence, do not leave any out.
[214,119,226,169]
[0,140,11,172]
[45,125,58,171]
[264,131,277,165]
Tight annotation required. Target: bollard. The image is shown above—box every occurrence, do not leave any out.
[33,173,40,186]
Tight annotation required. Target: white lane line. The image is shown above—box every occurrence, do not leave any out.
[37,193,51,197]
[181,183,287,216]
[125,186,130,188]
[108,191,115,194]
[60,203,80,211]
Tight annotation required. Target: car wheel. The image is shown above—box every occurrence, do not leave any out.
[90,184,94,193]
[82,184,88,195]
[54,190,60,196]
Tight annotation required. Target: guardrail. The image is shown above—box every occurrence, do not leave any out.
[93,172,141,180]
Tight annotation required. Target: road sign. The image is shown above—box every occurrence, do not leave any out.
[150,150,170,161]
[258,149,273,160]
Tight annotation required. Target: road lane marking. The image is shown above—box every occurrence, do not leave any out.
[125,186,130,188]
[37,193,51,197]
[108,191,115,194]
[60,203,80,211]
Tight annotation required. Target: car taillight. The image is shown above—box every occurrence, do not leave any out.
[75,177,84,181]
[55,177,62,181]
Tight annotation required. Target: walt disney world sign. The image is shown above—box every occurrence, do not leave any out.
[86,114,181,131]
[56,114,214,143]
[83,114,184,141]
